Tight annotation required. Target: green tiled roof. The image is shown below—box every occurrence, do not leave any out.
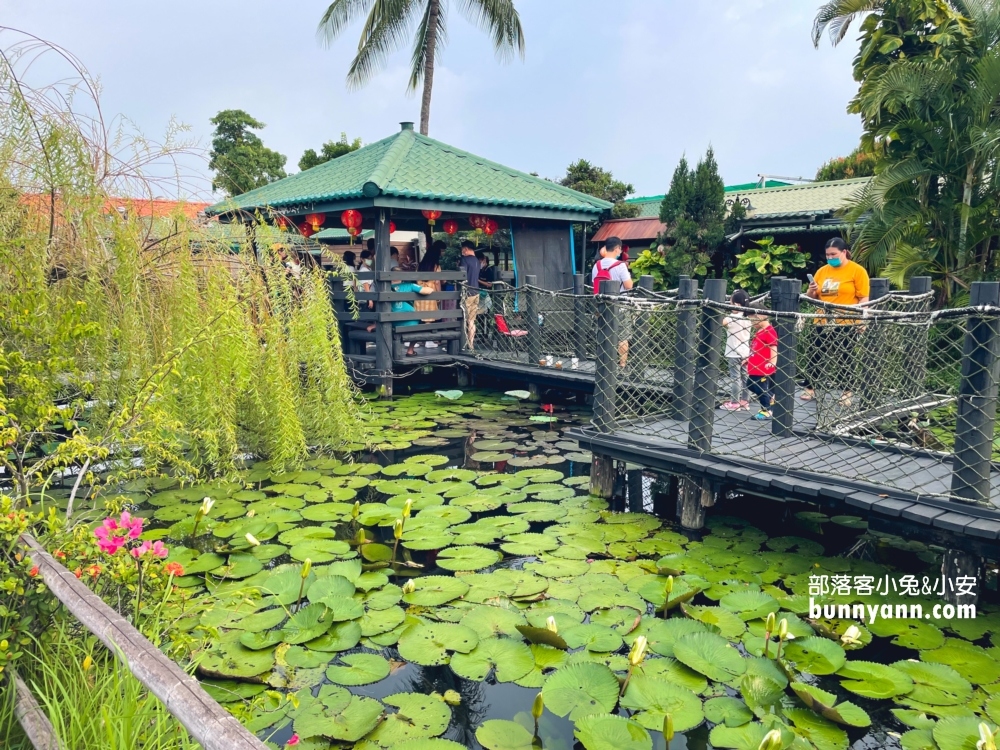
[732,177,871,220]
[314,227,375,242]
[625,181,794,218]
[207,125,612,219]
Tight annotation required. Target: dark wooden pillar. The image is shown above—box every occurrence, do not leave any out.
[590,279,621,501]
[572,274,587,359]
[627,469,644,513]
[374,209,394,398]
[770,278,800,437]
[525,275,541,366]
[590,454,615,500]
[688,279,727,452]
[671,277,699,420]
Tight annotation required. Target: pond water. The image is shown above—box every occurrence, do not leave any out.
[134,388,1000,750]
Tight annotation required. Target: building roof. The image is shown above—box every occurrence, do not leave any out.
[207,123,612,222]
[731,177,871,221]
[624,180,793,218]
[591,216,667,243]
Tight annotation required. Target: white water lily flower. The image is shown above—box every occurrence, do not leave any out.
[629,635,648,666]
[545,616,558,634]
[199,497,214,516]
[245,533,260,547]
[840,625,863,646]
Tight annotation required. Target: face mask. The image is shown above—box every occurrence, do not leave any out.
[827,257,843,268]
[363,259,372,267]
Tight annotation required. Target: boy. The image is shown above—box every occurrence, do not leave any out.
[591,236,634,366]
[746,307,778,420]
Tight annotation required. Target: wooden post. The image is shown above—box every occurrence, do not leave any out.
[909,276,932,297]
[330,276,350,355]
[456,368,470,388]
[653,474,678,520]
[612,461,628,512]
[572,274,588,360]
[678,476,706,530]
[590,453,615,500]
[525,275,542,366]
[638,275,655,292]
[770,277,800,437]
[592,280,620,432]
[942,549,981,607]
[688,279,727,453]
[869,278,890,301]
[904,276,934,400]
[671,277,699,420]
[18,535,266,750]
[627,469,644,513]
[13,668,64,750]
[950,281,1000,505]
[374,209,394,398]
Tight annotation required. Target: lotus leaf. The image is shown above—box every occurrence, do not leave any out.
[922,638,1000,684]
[360,606,406,636]
[293,692,383,742]
[306,621,362,652]
[215,553,263,579]
[501,532,559,556]
[475,719,535,750]
[868,617,945,650]
[282,604,334,645]
[398,623,479,665]
[683,605,747,639]
[782,636,846,675]
[709,722,793,749]
[719,590,780,621]
[364,692,452,746]
[673,632,747,682]
[573,714,652,750]
[290,539,351,563]
[450,636,534,682]
[704,696,754,728]
[435,545,502,572]
[402,576,470,606]
[562,623,623,653]
[620,674,704,732]
[324,652,391,685]
[541,662,619,720]
[836,660,913,699]
[632,617,708,658]
[789,681,871,727]
[460,604,527,639]
[784,708,848,750]
[200,641,275,679]
[515,643,568,688]
[891,660,972,706]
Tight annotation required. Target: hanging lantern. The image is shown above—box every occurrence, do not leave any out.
[340,209,363,244]
[484,218,499,236]
[299,222,315,238]
[421,209,442,227]
[275,216,290,231]
[442,219,458,235]
[469,214,487,231]
[389,221,397,234]
[305,212,326,232]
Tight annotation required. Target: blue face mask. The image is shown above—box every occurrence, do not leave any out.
[827,257,843,268]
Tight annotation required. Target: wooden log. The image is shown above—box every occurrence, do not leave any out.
[612,461,628,512]
[590,453,615,500]
[700,480,719,508]
[18,535,267,750]
[627,469,644,513]
[678,476,705,529]
[12,668,64,750]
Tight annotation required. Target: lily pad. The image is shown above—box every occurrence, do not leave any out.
[325,652,391,685]
[782,636,847,676]
[282,604,334,645]
[402,576,470,606]
[515,643,567,688]
[892,660,972,706]
[932,716,998,750]
[868,618,945,651]
[476,719,535,750]
[365,692,452,746]
[459,604,527,639]
[719,590,780,621]
[673,632,747,682]
[573,714,652,750]
[704,696,754,728]
[620,674,704,732]
[306,621,362,652]
[562,623,623,653]
[541,662,620,720]
[200,641,275,679]
[921,638,1000,684]
[449,636,534,682]
[784,707,849,750]
[789,681,871,727]
[836,661,914,699]
[436,545,502,572]
[293,690,383,742]
[290,539,351,563]
[397,623,479,666]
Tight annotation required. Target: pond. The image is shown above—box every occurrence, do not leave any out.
[135,388,1000,750]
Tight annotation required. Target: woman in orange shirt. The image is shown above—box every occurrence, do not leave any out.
[802,238,870,405]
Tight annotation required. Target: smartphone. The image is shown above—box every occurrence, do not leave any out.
[807,273,815,285]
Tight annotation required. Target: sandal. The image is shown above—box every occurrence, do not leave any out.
[800,390,815,401]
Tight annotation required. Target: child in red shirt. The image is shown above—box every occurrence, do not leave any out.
[746,310,778,421]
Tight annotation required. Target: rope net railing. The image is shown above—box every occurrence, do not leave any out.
[588,279,1000,507]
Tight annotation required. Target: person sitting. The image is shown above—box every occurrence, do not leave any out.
[342,250,357,269]
[391,267,435,356]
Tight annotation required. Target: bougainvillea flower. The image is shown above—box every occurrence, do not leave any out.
[119,511,144,539]
[130,540,169,559]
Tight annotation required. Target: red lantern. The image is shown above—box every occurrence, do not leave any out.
[275,216,290,230]
[469,214,487,231]
[484,219,499,236]
[299,222,315,238]
[422,209,441,227]
[443,219,458,235]
[340,209,363,244]
[305,213,326,232]
[389,221,397,234]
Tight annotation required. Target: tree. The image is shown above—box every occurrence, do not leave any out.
[208,110,287,197]
[813,0,1000,303]
[654,148,727,281]
[815,145,878,181]
[299,132,362,172]
[560,159,640,218]
[317,0,525,136]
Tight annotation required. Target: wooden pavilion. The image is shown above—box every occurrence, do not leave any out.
[206,122,611,394]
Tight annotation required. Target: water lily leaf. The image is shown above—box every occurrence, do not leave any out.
[782,636,846,675]
[921,638,1000,684]
[450,636,534,682]
[836,661,913,699]
[398,623,480,665]
[450,492,504,512]
[501,532,560,556]
[632,617,708,658]
[673,632,747,682]
[418,505,473,526]
[402,576,470,606]
[541,662,619,720]
[306,621,362,652]
[515,468,564,483]
[704,696,754,728]
[868,617,945,650]
[516,624,569,650]
[638,656,708,693]
[199,641,275,679]
[573,714,652,750]
[282,603,333,645]
[620,674,704,732]
[932,716,997,750]
[435,390,464,400]
[281,645,332,669]
[290,539,351,563]
[301,503,354,522]
[360,543,394,563]
[307,574,355,604]
[293,692,383,742]
[719,590,780,621]
[324,652,391,685]
[404,454,450,467]
[515,643,567,688]
[228,606,287,632]
[562,623,623,653]
[505,390,532,400]
[426,468,477,483]
[506,501,568,522]
[892,660,972,706]
[436,545,502,571]
[460,604,527,639]
[278,525,338,546]
[239,629,284,650]
[683,605,747,639]
[784,707,849,750]
[476,719,535,750]
[710,722,793,749]
[215,553,263,579]
[789,681,871,727]
[200,679,267,703]
[364,692,451,746]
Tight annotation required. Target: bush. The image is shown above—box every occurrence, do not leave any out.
[731,237,808,294]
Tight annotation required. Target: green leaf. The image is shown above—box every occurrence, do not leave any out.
[573,714,652,750]
[784,707,849,750]
[402,575,470,606]
[449,636,534,682]
[435,390,464,400]
[892,660,972,706]
[514,643,567,688]
[921,638,1000,684]
[476,719,536,750]
[282,604,334,645]
[362,692,451,746]
[932,716,996,750]
[398,623,479,666]
[435,545,502,571]
[200,641,275,679]
[459,604,527,639]
[541,662,620,720]
[673,631,747,682]
[562,623,623,653]
[836,661,913,699]
[782,636,846,675]
[324,652,390,686]
[704,696,753,728]
[620,674,704,732]
[789,681,871,727]
[293,692,383,742]
[719,590,780,621]
[868,618,945,650]
[306,621,362,652]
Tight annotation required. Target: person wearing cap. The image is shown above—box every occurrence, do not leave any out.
[802,237,870,405]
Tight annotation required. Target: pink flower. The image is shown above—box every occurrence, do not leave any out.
[119,511,144,539]
[130,540,169,559]
[96,513,145,555]
[286,736,300,747]
[151,541,168,559]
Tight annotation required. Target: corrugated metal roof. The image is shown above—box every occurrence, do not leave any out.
[744,223,849,237]
[207,125,612,219]
[591,217,666,243]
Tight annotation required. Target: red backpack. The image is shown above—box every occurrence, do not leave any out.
[592,260,624,295]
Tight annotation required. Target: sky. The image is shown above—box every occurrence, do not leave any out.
[0,0,863,201]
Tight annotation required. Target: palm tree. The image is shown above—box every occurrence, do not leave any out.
[318,0,525,136]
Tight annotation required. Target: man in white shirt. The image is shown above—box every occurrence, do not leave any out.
[591,237,634,366]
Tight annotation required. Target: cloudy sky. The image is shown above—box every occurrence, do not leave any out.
[1,0,863,200]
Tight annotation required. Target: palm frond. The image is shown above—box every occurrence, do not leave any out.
[317,0,377,46]
[457,0,525,61]
[868,158,930,211]
[812,0,885,47]
[408,0,447,92]
[346,0,422,89]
